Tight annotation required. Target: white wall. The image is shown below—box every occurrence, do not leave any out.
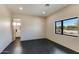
[0,5,12,53]
[12,14,46,41]
[46,5,79,52]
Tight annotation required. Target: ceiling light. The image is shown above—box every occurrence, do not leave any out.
[19,7,23,10]
[13,22,17,26]
[17,23,21,26]
[42,11,46,15]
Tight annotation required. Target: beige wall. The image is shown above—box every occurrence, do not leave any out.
[0,5,12,53]
[12,14,46,41]
[46,5,79,52]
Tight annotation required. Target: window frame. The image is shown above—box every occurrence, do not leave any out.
[55,17,78,37]
[55,20,63,35]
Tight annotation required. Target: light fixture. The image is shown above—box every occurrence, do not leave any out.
[19,7,23,10]
[17,23,21,26]
[13,22,17,26]
[42,11,46,15]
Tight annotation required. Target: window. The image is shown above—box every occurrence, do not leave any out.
[55,17,78,37]
[55,21,62,34]
[63,17,78,37]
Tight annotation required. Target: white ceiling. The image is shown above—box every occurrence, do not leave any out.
[6,4,69,17]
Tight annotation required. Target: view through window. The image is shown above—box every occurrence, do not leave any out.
[55,17,78,37]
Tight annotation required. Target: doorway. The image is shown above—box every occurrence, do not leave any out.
[12,18,21,41]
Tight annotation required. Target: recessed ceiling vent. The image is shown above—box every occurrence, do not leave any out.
[45,4,50,7]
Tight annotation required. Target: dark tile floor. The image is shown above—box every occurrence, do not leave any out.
[1,38,78,54]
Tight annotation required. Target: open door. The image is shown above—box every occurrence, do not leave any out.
[12,18,21,41]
